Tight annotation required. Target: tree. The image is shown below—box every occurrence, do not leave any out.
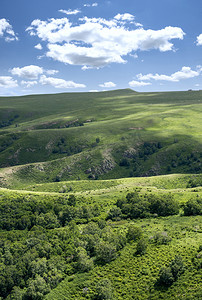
[74,247,94,272]
[170,255,185,280]
[25,275,50,299]
[126,225,143,242]
[183,198,202,216]
[95,278,113,300]
[135,238,148,255]
[95,241,117,264]
[107,207,122,221]
[158,267,174,286]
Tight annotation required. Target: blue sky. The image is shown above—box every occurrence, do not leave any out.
[1,0,202,95]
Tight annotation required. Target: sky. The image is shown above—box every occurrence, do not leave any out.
[1,0,202,96]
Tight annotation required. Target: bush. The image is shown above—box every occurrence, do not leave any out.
[107,207,122,221]
[95,241,117,264]
[95,278,113,300]
[158,267,174,286]
[151,232,172,245]
[135,238,148,255]
[74,247,94,272]
[149,194,179,217]
[157,255,185,286]
[126,225,143,242]
[183,198,202,216]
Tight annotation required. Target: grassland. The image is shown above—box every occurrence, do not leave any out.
[0,89,201,299]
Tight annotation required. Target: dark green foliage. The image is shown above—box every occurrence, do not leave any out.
[135,238,148,255]
[169,255,185,280]
[74,247,94,272]
[106,207,122,221]
[192,245,202,270]
[95,241,117,264]
[157,255,185,286]
[68,194,76,206]
[151,232,172,245]
[95,278,113,300]
[187,176,202,188]
[149,193,179,216]
[115,192,179,220]
[183,198,202,216]
[0,194,101,231]
[126,225,143,242]
[157,267,175,286]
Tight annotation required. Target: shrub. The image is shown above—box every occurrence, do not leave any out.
[158,267,174,286]
[95,278,113,300]
[157,255,185,286]
[126,225,143,242]
[107,207,122,221]
[170,255,185,280]
[135,238,148,255]
[95,241,117,264]
[183,198,202,216]
[151,232,172,245]
[74,247,94,272]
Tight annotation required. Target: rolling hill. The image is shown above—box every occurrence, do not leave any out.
[0,89,201,300]
[0,88,201,188]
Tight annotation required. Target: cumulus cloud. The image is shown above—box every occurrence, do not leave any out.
[39,75,86,88]
[99,81,116,88]
[196,34,202,46]
[10,65,43,79]
[21,80,38,88]
[0,18,18,41]
[26,15,185,69]
[10,65,59,79]
[59,9,81,15]
[129,80,151,87]
[35,43,43,50]
[0,76,18,88]
[114,13,134,22]
[137,66,200,82]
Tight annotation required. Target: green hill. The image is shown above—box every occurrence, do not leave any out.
[0,89,201,300]
[0,89,201,188]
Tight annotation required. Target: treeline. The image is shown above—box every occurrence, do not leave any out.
[0,115,19,128]
[0,194,100,231]
[107,192,202,221]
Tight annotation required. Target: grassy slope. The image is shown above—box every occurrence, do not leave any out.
[0,89,202,188]
[0,89,201,299]
[46,216,202,300]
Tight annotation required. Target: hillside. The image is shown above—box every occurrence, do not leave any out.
[0,89,201,300]
[0,89,201,188]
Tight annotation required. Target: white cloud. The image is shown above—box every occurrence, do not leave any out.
[137,66,200,82]
[35,43,43,50]
[196,34,202,46]
[39,75,86,89]
[11,65,44,79]
[0,76,18,88]
[45,69,59,75]
[89,89,99,92]
[84,3,98,7]
[129,80,151,87]
[10,65,59,79]
[0,18,18,41]
[99,81,116,88]
[26,15,185,69]
[59,9,81,15]
[114,13,135,22]
[21,80,38,88]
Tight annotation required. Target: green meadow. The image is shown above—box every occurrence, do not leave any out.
[0,89,201,299]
